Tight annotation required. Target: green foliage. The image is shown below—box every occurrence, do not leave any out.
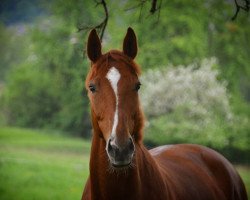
[144,107,250,154]
[132,0,208,69]
[2,10,91,135]
[3,63,60,127]
[144,108,230,148]
[0,24,29,80]
[27,16,91,135]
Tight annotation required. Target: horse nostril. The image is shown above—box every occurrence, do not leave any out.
[108,139,113,153]
[107,138,119,157]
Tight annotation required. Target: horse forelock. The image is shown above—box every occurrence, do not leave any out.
[91,50,141,76]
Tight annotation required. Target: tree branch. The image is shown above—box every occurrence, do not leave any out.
[150,0,157,14]
[77,0,108,42]
[156,0,162,23]
[231,0,249,20]
[125,0,162,21]
[124,1,146,12]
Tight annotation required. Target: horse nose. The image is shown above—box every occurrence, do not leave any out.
[107,137,135,167]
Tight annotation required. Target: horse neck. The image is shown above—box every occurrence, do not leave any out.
[89,130,167,200]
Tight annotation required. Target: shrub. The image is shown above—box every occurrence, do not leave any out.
[140,58,232,122]
[140,58,237,150]
[2,64,60,127]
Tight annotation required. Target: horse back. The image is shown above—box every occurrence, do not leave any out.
[150,144,248,200]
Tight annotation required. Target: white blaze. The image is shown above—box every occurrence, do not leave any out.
[106,67,121,137]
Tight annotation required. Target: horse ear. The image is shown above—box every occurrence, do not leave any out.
[87,29,102,62]
[123,27,137,59]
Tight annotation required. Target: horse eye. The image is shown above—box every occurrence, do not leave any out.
[135,82,141,91]
[89,84,96,93]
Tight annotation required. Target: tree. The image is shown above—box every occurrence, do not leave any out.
[77,0,249,41]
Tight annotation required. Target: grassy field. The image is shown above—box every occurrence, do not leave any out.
[0,127,90,200]
[0,127,249,199]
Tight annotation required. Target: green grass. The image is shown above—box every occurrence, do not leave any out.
[237,165,250,197]
[0,127,249,199]
[0,127,90,200]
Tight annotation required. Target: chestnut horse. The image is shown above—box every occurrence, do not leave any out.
[82,28,248,200]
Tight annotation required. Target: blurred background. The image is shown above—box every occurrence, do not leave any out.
[0,0,249,199]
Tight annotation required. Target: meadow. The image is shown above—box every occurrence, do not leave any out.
[0,127,90,200]
[0,127,249,199]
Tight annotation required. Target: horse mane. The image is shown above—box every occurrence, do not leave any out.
[93,50,141,75]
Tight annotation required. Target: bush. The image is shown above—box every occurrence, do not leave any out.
[140,58,232,121]
[140,58,248,153]
[1,18,91,136]
[2,64,60,127]
[143,109,229,148]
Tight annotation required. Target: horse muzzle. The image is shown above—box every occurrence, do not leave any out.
[106,136,135,168]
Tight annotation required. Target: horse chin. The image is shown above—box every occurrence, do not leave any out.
[111,161,131,169]
[111,162,131,168]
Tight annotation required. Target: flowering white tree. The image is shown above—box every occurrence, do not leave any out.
[140,58,232,122]
[140,58,235,147]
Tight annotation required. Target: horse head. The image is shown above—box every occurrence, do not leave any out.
[86,28,144,168]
